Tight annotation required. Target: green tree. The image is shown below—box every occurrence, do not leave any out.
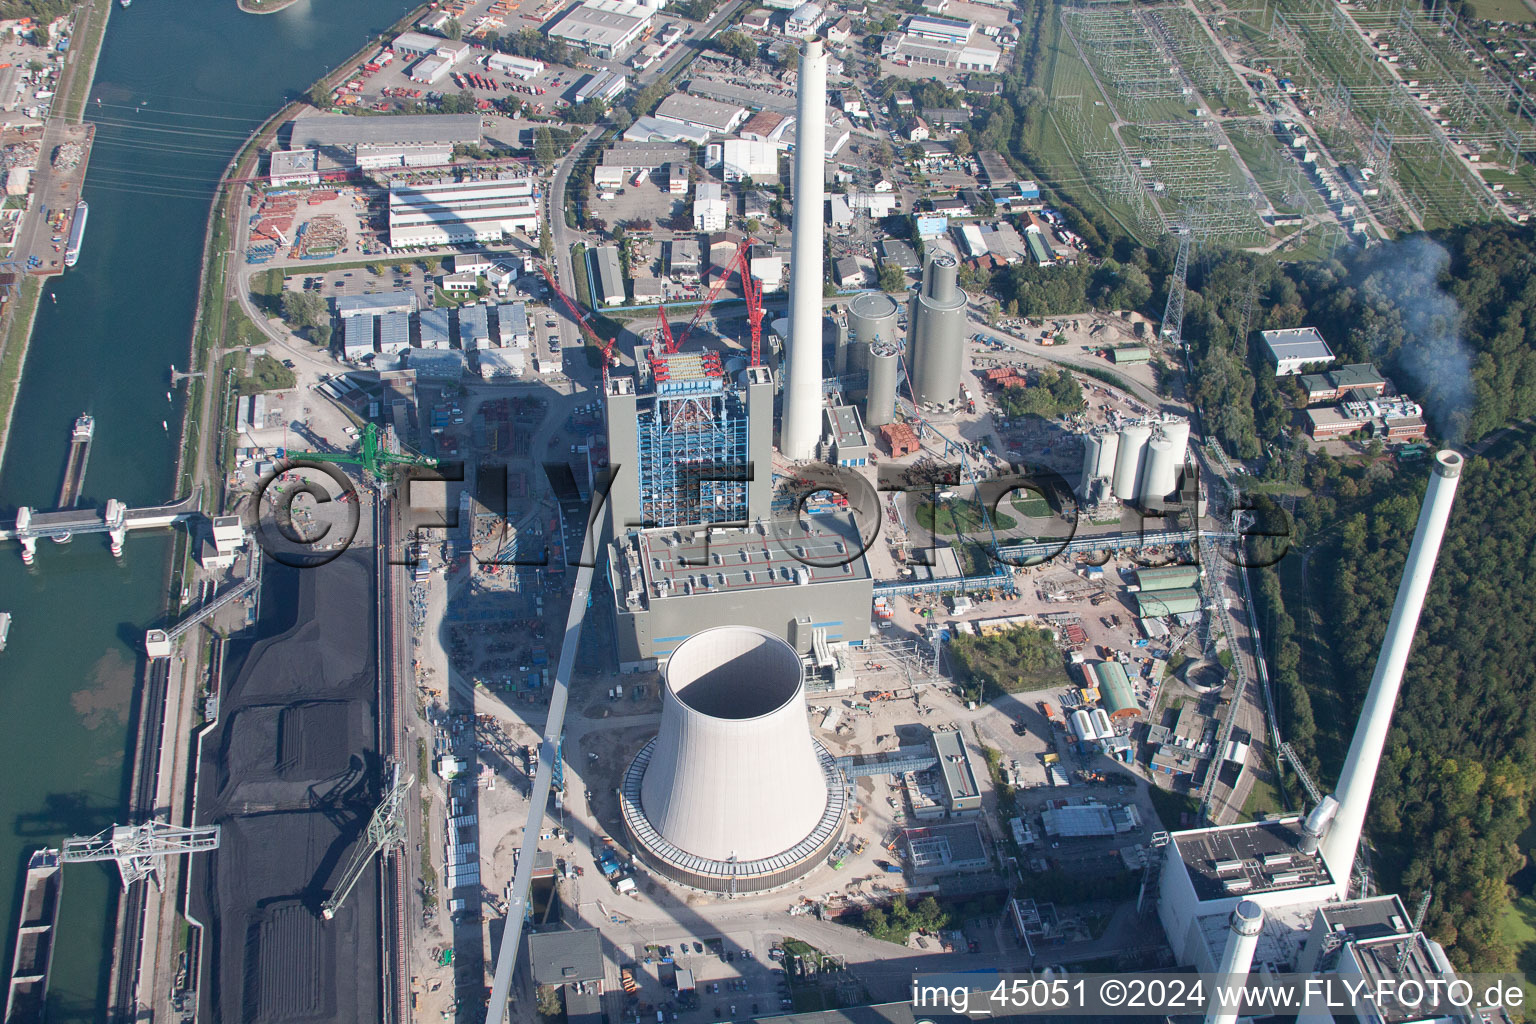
[539,221,553,260]
[534,126,558,170]
[367,263,386,276]
[536,985,562,1019]
[280,290,326,331]
[443,17,462,40]
[872,139,894,168]
[951,133,972,159]
[314,323,333,348]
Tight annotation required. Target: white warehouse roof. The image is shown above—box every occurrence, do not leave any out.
[654,93,748,134]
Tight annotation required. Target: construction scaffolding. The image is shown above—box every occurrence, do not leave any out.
[638,351,750,529]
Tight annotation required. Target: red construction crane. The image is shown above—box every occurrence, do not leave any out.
[657,304,677,355]
[656,237,767,365]
[539,261,618,378]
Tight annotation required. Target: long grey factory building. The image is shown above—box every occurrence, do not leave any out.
[606,512,873,670]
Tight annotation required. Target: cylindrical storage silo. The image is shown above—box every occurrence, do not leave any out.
[1112,424,1151,502]
[1080,430,1119,485]
[1091,707,1114,739]
[1162,417,1191,460]
[1071,709,1097,742]
[908,252,968,406]
[622,626,845,893]
[865,339,900,427]
[848,292,901,374]
[1140,436,1179,502]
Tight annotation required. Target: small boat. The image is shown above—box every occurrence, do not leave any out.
[0,612,10,652]
[166,391,171,401]
[48,293,54,304]
[162,420,168,431]
[119,0,130,8]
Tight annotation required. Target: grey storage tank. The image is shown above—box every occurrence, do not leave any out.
[907,252,968,406]
[848,291,901,374]
[1140,435,1179,502]
[1080,430,1119,488]
[865,339,901,427]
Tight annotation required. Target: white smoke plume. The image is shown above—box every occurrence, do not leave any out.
[1356,235,1474,444]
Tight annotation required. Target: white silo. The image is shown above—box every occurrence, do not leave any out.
[1112,424,1151,501]
[864,339,900,427]
[622,626,845,893]
[1140,435,1180,502]
[1080,431,1119,488]
[1162,417,1191,461]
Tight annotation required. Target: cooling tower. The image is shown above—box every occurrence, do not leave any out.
[621,626,846,893]
[1319,450,1463,889]
[1080,431,1119,486]
[1140,436,1180,502]
[778,40,830,461]
[907,252,967,405]
[848,291,901,373]
[1206,901,1264,1024]
[864,339,900,427]
[1112,423,1151,501]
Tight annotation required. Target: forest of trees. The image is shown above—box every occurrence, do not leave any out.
[947,625,1067,699]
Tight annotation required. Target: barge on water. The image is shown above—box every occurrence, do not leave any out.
[5,849,62,1024]
[55,414,93,511]
[63,202,86,268]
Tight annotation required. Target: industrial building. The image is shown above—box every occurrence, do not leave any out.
[623,115,713,145]
[1133,564,1201,591]
[573,69,628,104]
[605,512,872,667]
[546,0,654,59]
[882,32,1002,71]
[1297,362,1388,404]
[342,315,376,360]
[905,13,973,42]
[1260,326,1335,375]
[287,113,481,170]
[655,93,749,135]
[722,138,779,182]
[488,53,546,79]
[336,291,417,318]
[602,356,774,539]
[620,627,847,892]
[823,403,870,467]
[692,182,727,232]
[1133,587,1200,618]
[526,928,604,1024]
[1080,660,1138,718]
[589,245,626,305]
[387,177,539,248]
[268,149,319,185]
[1159,817,1341,971]
[390,30,468,59]
[906,252,967,406]
[902,822,989,873]
[930,728,981,814]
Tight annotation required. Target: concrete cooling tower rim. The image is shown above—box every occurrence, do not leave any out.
[664,625,803,721]
[620,739,847,892]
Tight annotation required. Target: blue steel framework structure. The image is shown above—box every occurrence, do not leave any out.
[638,352,751,529]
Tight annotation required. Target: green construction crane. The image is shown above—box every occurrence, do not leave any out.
[288,422,437,480]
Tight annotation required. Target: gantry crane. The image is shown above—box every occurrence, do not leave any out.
[289,422,437,481]
[322,762,414,921]
[657,236,766,365]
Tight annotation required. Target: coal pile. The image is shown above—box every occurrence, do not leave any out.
[189,552,382,1023]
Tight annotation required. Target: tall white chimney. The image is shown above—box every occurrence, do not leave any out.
[778,39,828,461]
[1206,900,1264,1024]
[1320,449,1463,887]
